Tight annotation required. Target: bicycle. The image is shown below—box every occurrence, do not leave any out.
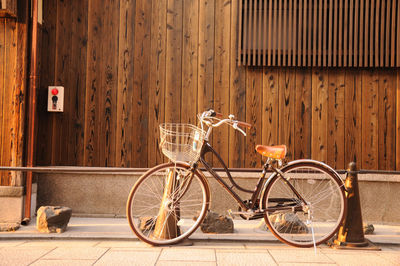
[126,110,347,248]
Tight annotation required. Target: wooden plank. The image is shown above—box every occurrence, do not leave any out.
[344,69,362,167]
[364,0,369,66]
[263,0,267,65]
[311,69,328,163]
[321,0,326,66]
[0,20,5,182]
[305,0,310,66]
[198,0,214,165]
[69,0,88,166]
[245,68,262,167]
[36,0,57,166]
[378,70,396,170]
[262,68,279,148]
[272,0,278,65]
[279,68,295,161]
[247,0,252,65]
[258,0,262,65]
[397,69,400,169]
[327,0,333,66]
[398,0,400,66]
[181,0,198,125]
[84,0,102,166]
[252,0,256,65]
[361,69,378,169]
[229,0,246,167]
[148,0,166,166]
[117,0,135,166]
[294,68,312,159]
[327,69,345,169]
[132,0,151,167]
[214,0,231,166]
[338,0,343,66]
[242,0,247,65]
[384,0,390,66]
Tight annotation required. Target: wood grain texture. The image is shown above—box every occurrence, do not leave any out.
[262,67,279,147]
[397,69,400,170]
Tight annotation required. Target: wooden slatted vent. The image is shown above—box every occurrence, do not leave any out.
[238,0,400,67]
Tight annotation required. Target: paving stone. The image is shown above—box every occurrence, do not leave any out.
[0,240,26,247]
[31,259,96,266]
[378,251,400,265]
[322,251,396,266]
[96,240,152,248]
[0,247,53,266]
[94,250,161,266]
[42,247,108,260]
[268,248,334,264]
[216,250,277,266]
[157,261,216,266]
[158,248,215,262]
[20,240,100,248]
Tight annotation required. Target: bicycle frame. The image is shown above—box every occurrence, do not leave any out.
[194,139,305,214]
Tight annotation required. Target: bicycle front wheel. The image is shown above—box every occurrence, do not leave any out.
[262,160,346,247]
[126,162,210,245]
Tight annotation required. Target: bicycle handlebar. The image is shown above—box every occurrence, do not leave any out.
[198,109,251,136]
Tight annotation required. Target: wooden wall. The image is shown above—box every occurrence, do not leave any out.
[36,0,400,170]
[0,3,28,186]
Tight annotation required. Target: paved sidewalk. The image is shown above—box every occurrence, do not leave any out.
[0,217,399,265]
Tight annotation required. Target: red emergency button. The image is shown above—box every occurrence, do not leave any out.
[51,88,59,95]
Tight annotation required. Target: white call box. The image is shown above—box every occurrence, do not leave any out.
[47,86,64,112]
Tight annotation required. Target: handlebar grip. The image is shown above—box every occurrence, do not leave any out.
[210,111,223,118]
[237,121,252,129]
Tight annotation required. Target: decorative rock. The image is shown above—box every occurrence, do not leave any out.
[0,223,20,232]
[37,206,72,233]
[196,211,234,234]
[363,224,374,235]
[264,213,309,234]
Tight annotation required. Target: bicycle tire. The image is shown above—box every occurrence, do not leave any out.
[261,160,347,248]
[126,162,210,245]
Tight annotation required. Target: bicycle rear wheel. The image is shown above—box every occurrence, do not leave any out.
[262,160,346,247]
[126,162,210,245]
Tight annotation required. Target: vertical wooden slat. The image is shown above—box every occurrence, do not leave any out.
[311,69,328,162]
[214,0,231,166]
[397,70,400,169]
[252,0,257,65]
[0,20,5,178]
[378,70,396,169]
[390,0,396,67]
[361,69,378,169]
[247,0,252,65]
[348,0,354,67]
[291,0,296,66]
[181,0,198,125]
[165,0,182,123]
[333,0,338,66]
[263,0,267,65]
[313,0,318,66]
[148,0,166,166]
[322,0,327,67]
[364,0,369,66]
[327,0,333,66]
[242,0,247,65]
[398,0,400,66]
[358,0,364,67]
[245,68,262,167]
[297,0,303,66]
[327,69,345,169]
[338,0,343,66]
[238,0,243,65]
[294,68,312,159]
[262,68,279,147]
[384,0,390,66]
[230,0,246,167]
[268,0,273,66]
[343,0,348,66]
[277,0,282,66]
[273,0,278,65]
[283,0,289,66]
[198,0,215,164]
[258,0,262,66]
[344,69,362,167]
[353,0,359,67]
[379,0,384,67]
[369,0,375,66]
[303,0,308,66]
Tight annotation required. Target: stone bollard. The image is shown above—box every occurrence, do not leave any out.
[36,206,72,233]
